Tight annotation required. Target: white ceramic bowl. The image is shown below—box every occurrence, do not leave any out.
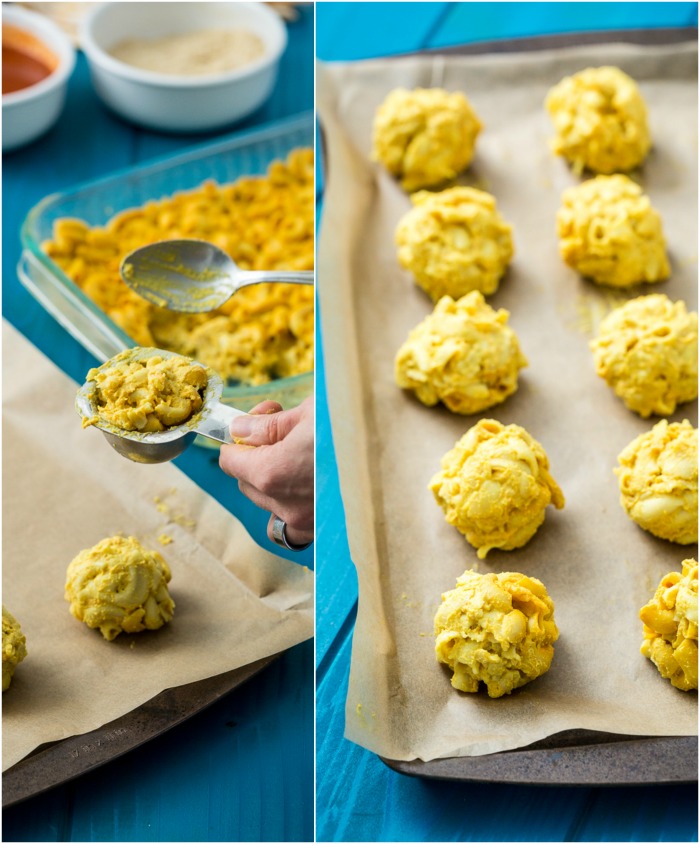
[80,2,287,133]
[2,6,76,152]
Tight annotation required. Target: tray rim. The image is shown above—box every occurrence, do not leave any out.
[2,652,282,808]
[319,25,698,787]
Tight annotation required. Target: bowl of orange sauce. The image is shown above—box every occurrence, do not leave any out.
[3,5,75,152]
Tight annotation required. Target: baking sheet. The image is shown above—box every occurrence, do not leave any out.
[318,37,698,764]
[2,653,278,807]
[2,321,314,772]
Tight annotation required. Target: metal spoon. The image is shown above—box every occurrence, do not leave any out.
[76,347,246,464]
[120,239,314,313]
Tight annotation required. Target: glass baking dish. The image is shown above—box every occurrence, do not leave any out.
[18,113,314,437]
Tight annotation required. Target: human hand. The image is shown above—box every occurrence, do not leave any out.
[219,396,314,549]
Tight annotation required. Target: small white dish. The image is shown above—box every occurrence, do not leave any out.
[80,1,287,133]
[2,5,76,152]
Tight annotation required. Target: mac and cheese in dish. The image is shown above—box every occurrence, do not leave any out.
[65,536,175,641]
[43,150,314,386]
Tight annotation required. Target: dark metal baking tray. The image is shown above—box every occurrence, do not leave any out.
[2,653,279,807]
[370,27,698,786]
[382,731,697,786]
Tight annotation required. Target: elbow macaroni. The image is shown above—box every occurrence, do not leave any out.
[640,559,698,691]
[86,350,208,433]
[615,420,698,545]
[395,291,527,415]
[590,294,698,418]
[65,536,175,641]
[2,606,27,692]
[429,419,564,558]
[43,150,314,386]
[434,569,559,698]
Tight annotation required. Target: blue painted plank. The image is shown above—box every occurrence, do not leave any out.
[3,641,314,843]
[430,2,698,47]
[315,270,358,668]
[316,3,451,61]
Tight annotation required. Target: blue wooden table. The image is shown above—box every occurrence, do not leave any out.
[2,6,313,841]
[315,4,699,842]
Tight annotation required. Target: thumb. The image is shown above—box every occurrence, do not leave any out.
[229,404,301,446]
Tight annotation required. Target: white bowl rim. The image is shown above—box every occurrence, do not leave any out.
[2,5,76,105]
[80,1,288,89]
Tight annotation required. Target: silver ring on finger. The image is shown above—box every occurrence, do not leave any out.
[271,515,312,552]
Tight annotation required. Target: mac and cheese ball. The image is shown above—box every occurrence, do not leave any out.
[372,88,482,192]
[430,420,565,558]
[616,420,698,545]
[545,66,651,174]
[640,559,698,692]
[395,291,527,414]
[66,536,175,641]
[86,351,207,433]
[557,175,669,288]
[2,606,27,692]
[590,294,698,418]
[396,187,514,301]
[434,569,559,698]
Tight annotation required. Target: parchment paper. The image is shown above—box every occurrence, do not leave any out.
[318,41,698,762]
[2,322,314,771]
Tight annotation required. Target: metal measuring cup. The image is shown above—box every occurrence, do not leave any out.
[75,347,246,464]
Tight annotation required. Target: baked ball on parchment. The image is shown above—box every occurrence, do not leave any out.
[65,536,175,641]
[396,187,514,301]
[2,606,27,692]
[372,87,482,191]
[429,419,565,559]
[557,175,669,287]
[545,66,651,174]
[434,569,559,698]
[639,559,698,692]
[615,420,698,545]
[590,294,698,418]
[395,291,527,415]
